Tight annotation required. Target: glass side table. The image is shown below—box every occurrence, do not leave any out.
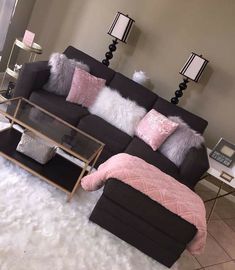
[202,148,235,222]
[0,38,42,98]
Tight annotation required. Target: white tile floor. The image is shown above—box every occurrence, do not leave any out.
[176,180,235,270]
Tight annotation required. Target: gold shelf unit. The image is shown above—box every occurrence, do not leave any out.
[0,38,43,95]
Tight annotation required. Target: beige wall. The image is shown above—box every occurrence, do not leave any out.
[28,0,235,147]
[0,0,36,71]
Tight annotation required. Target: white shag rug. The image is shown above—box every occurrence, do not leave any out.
[0,121,177,270]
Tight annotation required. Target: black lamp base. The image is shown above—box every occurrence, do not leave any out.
[171,78,189,105]
[102,38,118,67]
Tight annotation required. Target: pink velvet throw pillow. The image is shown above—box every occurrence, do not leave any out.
[135,109,179,151]
[66,67,106,107]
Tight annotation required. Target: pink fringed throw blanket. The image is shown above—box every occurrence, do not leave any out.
[81,153,207,254]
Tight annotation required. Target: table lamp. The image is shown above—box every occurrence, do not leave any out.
[171,52,209,104]
[102,12,135,67]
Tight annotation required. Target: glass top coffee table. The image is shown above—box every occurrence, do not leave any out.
[0,97,104,201]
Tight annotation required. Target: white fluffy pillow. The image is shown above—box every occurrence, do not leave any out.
[89,87,146,136]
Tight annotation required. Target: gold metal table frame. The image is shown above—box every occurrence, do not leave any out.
[201,148,234,222]
[202,174,234,222]
[0,97,104,201]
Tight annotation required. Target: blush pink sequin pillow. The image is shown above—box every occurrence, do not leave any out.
[66,67,106,107]
[135,109,179,151]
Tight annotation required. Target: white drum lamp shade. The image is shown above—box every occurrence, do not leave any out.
[180,53,209,82]
[102,12,135,66]
[171,52,209,104]
[108,12,135,43]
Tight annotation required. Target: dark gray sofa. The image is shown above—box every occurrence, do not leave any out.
[14,46,209,268]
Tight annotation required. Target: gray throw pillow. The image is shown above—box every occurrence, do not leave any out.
[43,53,90,96]
[159,116,204,167]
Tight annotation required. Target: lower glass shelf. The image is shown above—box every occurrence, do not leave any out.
[0,127,83,193]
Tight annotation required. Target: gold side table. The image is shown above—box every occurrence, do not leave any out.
[0,38,42,97]
[202,148,235,222]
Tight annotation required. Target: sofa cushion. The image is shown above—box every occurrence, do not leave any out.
[153,97,208,134]
[90,193,187,267]
[29,89,89,125]
[109,73,158,110]
[63,46,115,85]
[125,137,181,181]
[77,114,132,159]
[94,148,114,168]
[103,179,197,245]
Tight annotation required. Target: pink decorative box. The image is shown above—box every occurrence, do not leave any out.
[22,30,35,47]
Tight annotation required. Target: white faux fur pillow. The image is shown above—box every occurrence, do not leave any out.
[89,87,147,136]
[159,116,205,167]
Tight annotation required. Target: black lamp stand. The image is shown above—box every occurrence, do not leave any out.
[102,38,118,67]
[170,78,190,105]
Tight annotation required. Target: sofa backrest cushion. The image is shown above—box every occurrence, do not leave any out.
[63,46,115,85]
[109,73,158,110]
[153,97,208,134]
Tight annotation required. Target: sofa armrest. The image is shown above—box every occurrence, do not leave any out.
[14,61,50,99]
[179,145,209,189]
